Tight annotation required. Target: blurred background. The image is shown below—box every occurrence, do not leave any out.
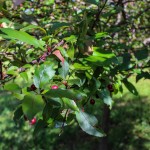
[0,76,150,150]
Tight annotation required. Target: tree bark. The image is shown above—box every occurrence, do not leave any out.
[98,104,110,150]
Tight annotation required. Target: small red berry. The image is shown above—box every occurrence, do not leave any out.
[90,99,95,105]
[107,84,114,92]
[107,84,113,90]
[51,85,58,90]
[30,117,36,125]
[30,84,37,91]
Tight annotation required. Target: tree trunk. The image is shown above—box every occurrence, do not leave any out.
[98,104,110,150]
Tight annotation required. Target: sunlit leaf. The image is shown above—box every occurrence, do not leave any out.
[0,28,44,49]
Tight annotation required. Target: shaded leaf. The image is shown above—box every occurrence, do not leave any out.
[45,89,86,100]
[89,78,101,95]
[58,60,69,79]
[62,98,79,111]
[13,105,23,123]
[50,22,70,31]
[22,93,45,120]
[86,0,99,6]
[34,119,47,136]
[75,110,104,137]
[134,49,149,60]
[20,24,46,34]
[123,79,138,96]
[98,89,113,108]
[136,71,150,82]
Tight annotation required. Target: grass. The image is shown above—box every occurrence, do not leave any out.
[114,75,150,100]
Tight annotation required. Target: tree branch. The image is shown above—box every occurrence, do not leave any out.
[91,0,108,30]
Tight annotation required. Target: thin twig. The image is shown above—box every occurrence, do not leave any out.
[0,60,2,80]
[59,109,69,136]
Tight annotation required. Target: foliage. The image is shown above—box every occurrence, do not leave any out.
[0,0,149,139]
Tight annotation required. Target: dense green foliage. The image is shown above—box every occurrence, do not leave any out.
[0,0,149,148]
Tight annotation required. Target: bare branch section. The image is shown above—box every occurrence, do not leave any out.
[91,0,108,30]
[0,60,3,80]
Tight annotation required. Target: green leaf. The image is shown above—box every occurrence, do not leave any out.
[4,83,20,92]
[85,56,106,63]
[50,22,70,31]
[94,32,109,39]
[73,63,91,70]
[0,18,11,23]
[98,89,113,108]
[136,71,150,82]
[13,93,24,100]
[45,89,86,100]
[47,98,63,107]
[64,35,77,43]
[42,102,53,121]
[20,72,28,82]
[22,93,45,120]
[75,110,104,137]
[13,106,23,123]
[34,119,47,136]
[20,24,46,34]
[0,28,44,50]
[85,56,118,66]
[58,60,69,79]
[45,0,54,5]
[33,63,55,88]
[62,98,79,111]
[93,47,115,58]
[67,45,75,60]
[86,0,99,6]
[123,79,138,96]
[68,78,82,87]
[6,66,18,75]
[134,49,148,60]
[89,78,101,95]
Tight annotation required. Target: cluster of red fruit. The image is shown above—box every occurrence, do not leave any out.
[29,83,114,112]
[27,84,59,125]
